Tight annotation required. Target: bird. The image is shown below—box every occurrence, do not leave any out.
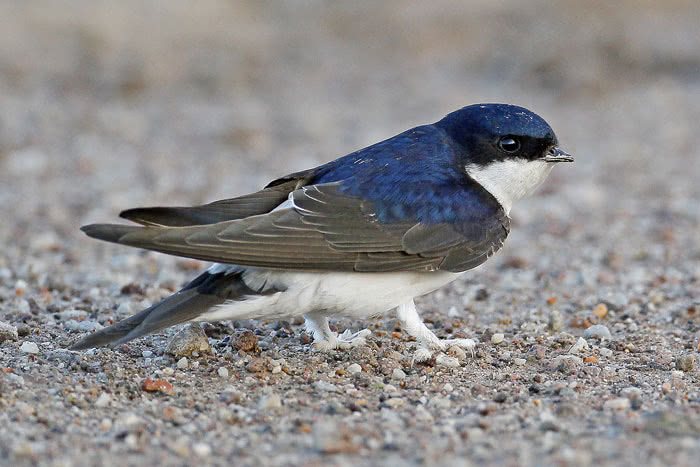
[71,103,573,361]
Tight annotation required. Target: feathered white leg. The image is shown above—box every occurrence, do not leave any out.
[304,313,371,351]
[396,300,475,363]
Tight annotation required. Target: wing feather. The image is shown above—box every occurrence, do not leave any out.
[82,182,509,273]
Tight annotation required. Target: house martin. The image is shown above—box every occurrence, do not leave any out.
[72,103,573,361]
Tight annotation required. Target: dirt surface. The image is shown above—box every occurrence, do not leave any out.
[1,1,699,466]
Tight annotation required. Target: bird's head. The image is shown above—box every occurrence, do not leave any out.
[436,103,573,214]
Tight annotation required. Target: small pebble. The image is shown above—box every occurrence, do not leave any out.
[447,345,467,360]
[391,368,406,380]
[584,325,612,340]
[162,367,175,376]
[569,337,589,354]
[443,383,454,392]
[177,357,189,369]
[600,348,613,357]
[592,303,608,319]
[166,323,211,357]
[491,333,505,344]
[548,310,564,332]
[314,381,338,392]
[95,393,111,407]
[385,398,405,408]
[142,350,153,358]
[115,302,132,317]
[346,363,362,375]
[192,443,211,457]
[436,354,460,368]
[142,378,174,394]
[218,367,229,378]
[100,418,113,431]
[0,321,18,343]
[514,358,526,366]
[675,355,695,372]
[20,341,39,354]
[258,393,282,410]
[232,330,259,352]
[603,398,630,410]
[620,387,642,399]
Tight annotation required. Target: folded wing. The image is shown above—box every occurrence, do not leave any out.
[82,182,509,273]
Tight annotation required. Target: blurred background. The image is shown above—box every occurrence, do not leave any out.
[0,0,698,287]
[1,3,699,465]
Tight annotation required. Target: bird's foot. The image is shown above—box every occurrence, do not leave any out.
[312,329,371,352]
[412,338,476,364]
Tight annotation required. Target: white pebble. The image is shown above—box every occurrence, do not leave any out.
[218,367,229,378]
[115,302,132,316]
[258,393,282,410]
[95,393,111,407]
[192,442,212,457]
[514,358,526,366]
[313,381,337,392]
[443,383,454,392]
[20,341,39,354]
[141,350,153,358]
[436,354,460,368]
[16,299,30,313]
[569,337,589,354]
[346,363,362,375]
[391,368,406,380]
[584,325,612,340]
[600,348,613,357]
[162,367,175,376]
[176,357,189,369]
[491,333,505,344]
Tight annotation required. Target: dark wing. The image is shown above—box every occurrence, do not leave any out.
[82,182,509,273]
[119,170,315,227]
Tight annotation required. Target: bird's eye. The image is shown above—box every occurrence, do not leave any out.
[498,137,520,153]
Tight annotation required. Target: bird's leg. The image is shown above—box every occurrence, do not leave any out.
[395,300,475,363]
[304,312,370,351]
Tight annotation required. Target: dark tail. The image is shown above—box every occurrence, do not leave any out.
[69,266,261,350]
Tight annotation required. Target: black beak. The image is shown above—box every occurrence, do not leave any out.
[543,147,574,163]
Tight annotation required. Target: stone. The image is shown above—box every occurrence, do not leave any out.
[436,354,460,368]
[20,341,39,354]
[95,393,111,407]
[314,381,338,392]
[491,333,505,344]
[604,398,631,410]
[675,355,695,372]
[548,310,564,332]
[569,337,589,354]
[0,321,18,343]
[166,323,210,357]
[192,443,212,457]
[584,325,612,340]
[258,393,282,410]
[232,330,259,352]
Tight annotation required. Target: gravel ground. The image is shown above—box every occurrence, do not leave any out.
[1,1,699,466]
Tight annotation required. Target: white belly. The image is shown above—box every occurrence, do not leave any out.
[198,269,462,322]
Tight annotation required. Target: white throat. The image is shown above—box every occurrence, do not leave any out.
[465,159,554,214]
